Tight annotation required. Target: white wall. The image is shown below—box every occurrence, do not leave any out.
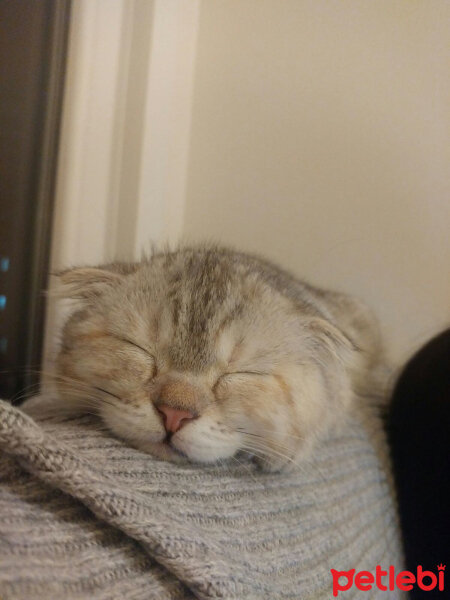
[183,0,450,364]
[49,0,199,269]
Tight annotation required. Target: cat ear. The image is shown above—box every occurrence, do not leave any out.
[53,267,124,300]
[303,317,358,366]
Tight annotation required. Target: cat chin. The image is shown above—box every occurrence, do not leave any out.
[134,436,239,467]
[170,418,243,465]
[172,438,239,465]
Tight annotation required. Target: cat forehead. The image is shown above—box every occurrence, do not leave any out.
[65,251,299,371]
[160,278,252,371]
[127,257,263,326]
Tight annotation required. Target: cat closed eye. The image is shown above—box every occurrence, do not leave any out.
[118,336,154,358]
[214,370,270,388]
[116,336,158,378]
[225,371,269,377]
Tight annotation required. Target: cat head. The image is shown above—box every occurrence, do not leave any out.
[54,247,356,471]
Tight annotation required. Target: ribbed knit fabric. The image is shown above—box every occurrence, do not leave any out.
[0,397,404,599]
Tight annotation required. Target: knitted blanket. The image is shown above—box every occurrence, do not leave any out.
[0,397,404,599]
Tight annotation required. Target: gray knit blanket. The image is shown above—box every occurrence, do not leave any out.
[0,397,404,599]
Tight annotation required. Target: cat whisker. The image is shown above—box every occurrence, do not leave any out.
[34,370,120,399]
[235,427,305,442]
[52,380,122,406]
[236,430,310,468]
[51,388,116,407]
[228,454,258,482]
[240,440,298,468]
[10,385,44,404]
[238,446,299,470]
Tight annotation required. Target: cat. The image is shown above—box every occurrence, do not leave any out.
[43,245,381,472]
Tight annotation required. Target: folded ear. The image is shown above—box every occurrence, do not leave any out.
[53,267,124,300]
[302,318,361,411]
[303,317,358,367]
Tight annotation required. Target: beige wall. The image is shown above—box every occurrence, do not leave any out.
[184,0,450,364]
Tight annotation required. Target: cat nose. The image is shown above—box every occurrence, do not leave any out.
[157,405,195,434]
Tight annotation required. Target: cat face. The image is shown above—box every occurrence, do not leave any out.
[55,247,357,471]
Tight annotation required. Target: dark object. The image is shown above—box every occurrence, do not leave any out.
[388,328,450,596]
[0,0,71,399]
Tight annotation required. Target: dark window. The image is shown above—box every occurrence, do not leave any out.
[0,0,71,400]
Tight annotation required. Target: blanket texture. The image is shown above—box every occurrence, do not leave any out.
[0,397,404,599]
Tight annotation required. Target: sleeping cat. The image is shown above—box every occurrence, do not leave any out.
[48,245,381,472]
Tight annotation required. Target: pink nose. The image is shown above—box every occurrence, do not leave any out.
[157,405,194,434]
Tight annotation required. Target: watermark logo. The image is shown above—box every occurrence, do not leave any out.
[331,564,445,597]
